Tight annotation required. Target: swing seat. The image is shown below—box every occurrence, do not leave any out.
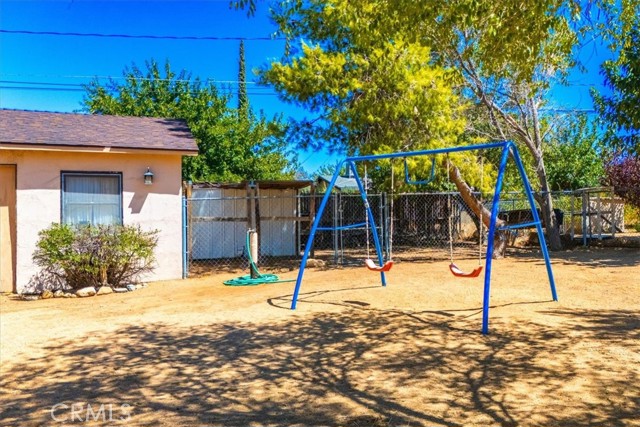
[449,263,483,278]
[365,259,394,272]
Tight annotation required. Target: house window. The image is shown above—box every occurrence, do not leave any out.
[61,172,122,226]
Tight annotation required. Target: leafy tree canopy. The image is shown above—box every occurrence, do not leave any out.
[241,0,605,250]
[259,1,578,193]
[261,1,477,192]
[83,59,298,182]
[544,114,605,191]
[264,39,465,156]
[592,1,640,155]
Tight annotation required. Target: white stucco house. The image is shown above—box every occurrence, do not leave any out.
[0,109,199,293]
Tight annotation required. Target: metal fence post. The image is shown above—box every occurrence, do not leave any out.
[182,195,188,279]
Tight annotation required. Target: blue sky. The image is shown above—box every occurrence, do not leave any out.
[0,0,339,173]
[0,0,611,174]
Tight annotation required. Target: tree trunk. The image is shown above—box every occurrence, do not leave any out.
[447,160,508,259]
[531,149,563,251]
[455,55,564,252]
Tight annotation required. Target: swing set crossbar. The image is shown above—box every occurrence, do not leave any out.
[290,141,558,335]
[316,222,367,231]
[497,221,541,231]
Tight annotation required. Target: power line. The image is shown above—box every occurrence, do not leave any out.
[0,82,602,106]
[0,85,85,92]
[0,78,273,89]
[1,72,607,89]
[0,29,285,41]
[0,84,279,96]
[540,108,597,113]
[0,80,82,87]
[2,73,243,81]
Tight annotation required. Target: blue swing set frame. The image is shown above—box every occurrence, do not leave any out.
[292,141,558,334]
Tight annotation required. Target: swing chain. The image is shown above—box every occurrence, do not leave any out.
[446,154,455,264]
[478,156,484,265]
[363,165,371,260]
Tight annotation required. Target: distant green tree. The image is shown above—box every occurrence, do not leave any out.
[83,59,297,182]
[315,162,347,179]
[544,115,605,191]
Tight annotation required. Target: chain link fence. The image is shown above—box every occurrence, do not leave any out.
[301,193,385,266]
[186,188,307,276]
[389,192,482,263]
[497,189,624,245]
[185,190,486,276]
[184,188,625,277]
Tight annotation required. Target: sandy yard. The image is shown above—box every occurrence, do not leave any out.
[0,246,638,426]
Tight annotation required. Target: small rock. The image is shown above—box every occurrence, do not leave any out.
[126,284,137,292]
[75,286,97,297]
[305,258,326,268]
[21,294,40,301]
[41,290,54,299]
[112,287,129,293]
[53,290,65,298]
[63,293,77,298]
[96,286,113,295]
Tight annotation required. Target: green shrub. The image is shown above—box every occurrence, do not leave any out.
[33,224,158,290]
[624,205,640,232]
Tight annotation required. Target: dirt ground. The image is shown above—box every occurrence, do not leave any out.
[1,246,639,427]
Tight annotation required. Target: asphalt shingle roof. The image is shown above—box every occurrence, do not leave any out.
[0,109,198,152]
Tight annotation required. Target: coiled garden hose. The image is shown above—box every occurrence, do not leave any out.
[223,231,295,286]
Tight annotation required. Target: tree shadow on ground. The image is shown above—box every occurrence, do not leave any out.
[1,307,638,426]
[506,246,639,268]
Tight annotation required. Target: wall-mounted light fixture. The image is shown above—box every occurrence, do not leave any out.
[144,167,154,185]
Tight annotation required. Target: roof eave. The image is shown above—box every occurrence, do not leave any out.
[0,142,199,156]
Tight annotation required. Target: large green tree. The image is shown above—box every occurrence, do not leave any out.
[544,114,605,191]
[255,0,584,250]
[265,40,464,156]
[83,59,297,182]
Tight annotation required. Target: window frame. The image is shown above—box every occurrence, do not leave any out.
[60,171,123,226]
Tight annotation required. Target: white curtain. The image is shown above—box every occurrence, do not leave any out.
[63,174,121,226]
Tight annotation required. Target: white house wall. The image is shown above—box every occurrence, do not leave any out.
[0,149,185,292]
